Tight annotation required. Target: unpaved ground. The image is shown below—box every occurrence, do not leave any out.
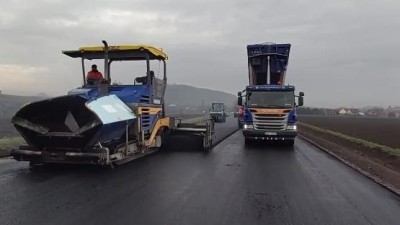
[298,123,400,192]
[299,115,400,148]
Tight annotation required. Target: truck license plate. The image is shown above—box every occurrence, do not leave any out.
[265,132,277,136]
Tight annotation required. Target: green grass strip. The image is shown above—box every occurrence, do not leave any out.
[298,122,400,157]
[0,136,26,157]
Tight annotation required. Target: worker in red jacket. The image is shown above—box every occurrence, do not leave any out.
[86,64,103,84]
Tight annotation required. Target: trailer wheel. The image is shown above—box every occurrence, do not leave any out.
[29,161,37,168]
[28,161,43,170]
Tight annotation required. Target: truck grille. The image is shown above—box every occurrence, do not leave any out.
[251,112,289,131]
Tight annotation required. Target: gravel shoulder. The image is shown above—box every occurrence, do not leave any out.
[298,123,400,194]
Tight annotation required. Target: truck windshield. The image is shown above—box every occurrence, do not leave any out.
[212,104,224,111]
[246,91,294,108]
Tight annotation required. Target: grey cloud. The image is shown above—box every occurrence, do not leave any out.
[1,0,400,107]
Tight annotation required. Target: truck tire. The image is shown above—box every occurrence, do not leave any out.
[285,140,295,147]
[244,138,252,146]
[28,161,47,170]
[29,161,38,169]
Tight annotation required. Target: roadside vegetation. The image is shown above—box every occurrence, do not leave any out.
[299,115,400,149]
[298,122,400,157]
[0,136,25,157]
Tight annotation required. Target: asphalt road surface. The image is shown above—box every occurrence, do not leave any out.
[1,117,400,225]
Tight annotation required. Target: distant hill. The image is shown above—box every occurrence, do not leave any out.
[0,84,235,119]
[165,84,235,108]
[0,94,46,119]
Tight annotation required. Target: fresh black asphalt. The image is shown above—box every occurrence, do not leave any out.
[1,118,399,225]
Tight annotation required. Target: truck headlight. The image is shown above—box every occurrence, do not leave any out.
[244,124,254,129]
[287,125,297,130]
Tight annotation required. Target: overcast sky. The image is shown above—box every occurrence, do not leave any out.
[0,0,399,108]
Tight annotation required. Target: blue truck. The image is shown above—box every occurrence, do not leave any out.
[11,41,214,167]
[237,43,304,146]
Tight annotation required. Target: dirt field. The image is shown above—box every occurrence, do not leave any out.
[299,115,400,148]
[298,124,400,193]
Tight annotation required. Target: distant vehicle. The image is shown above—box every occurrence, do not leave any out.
[210,103,227,123]
[237,43,304,146]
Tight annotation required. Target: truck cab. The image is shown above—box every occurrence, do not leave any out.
[238,43,304,146]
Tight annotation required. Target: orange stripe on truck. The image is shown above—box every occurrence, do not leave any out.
[249,108,291,114]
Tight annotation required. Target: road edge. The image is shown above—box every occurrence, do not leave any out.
[298,134,400,197]
[212,128,240,148]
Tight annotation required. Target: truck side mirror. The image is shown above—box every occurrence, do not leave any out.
[237,92,242,97]
[237,96,243,106]
[298,96,304,106]
[299,91,304,97]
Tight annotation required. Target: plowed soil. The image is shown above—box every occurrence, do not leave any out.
[298,116,400,193]
[299,115,400,148]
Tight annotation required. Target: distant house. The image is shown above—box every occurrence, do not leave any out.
[366,108,387,117]
[351,108,360,114]
[337,108,361,116]
[325,109,337,116]
[357,112,365,116]
[387,106,400,118]
[338,108,347,115]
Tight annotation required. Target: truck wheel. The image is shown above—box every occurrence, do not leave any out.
[285,140,295,147]
[244,138,252,146]
[29,161,44,170]
[29,161,38,168]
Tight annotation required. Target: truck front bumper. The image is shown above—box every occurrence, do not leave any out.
[242,129,297,140]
